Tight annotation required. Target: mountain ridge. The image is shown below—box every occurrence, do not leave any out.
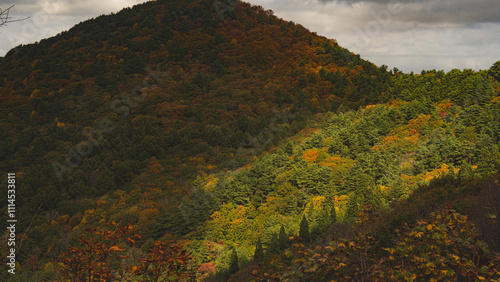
[0,0,499,280]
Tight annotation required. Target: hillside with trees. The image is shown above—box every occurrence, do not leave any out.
[0,0,499,281]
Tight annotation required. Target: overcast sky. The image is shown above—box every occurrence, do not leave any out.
[1,0,499,73]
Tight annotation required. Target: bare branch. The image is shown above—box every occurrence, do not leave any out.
[0,5,29,27]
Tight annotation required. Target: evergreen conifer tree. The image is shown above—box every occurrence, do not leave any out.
[278,224,288,251]
[346,193,359,219]
[329,202,337,225]
[267,233,280,254]
[229,248,239,274]
[458,161,474,182]
[253,238,264,263]
[299,214,310,242]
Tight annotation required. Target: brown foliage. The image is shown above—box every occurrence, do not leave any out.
[133,240,194,282]
[54,221,140,281]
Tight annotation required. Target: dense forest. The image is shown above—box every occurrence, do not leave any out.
[1,0,499,281]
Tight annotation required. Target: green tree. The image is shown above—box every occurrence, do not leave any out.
[346,193,359,220]
[299,214,310,242]
[278,224,288,251]
[329,201,337,225]
[68,180,88,198]
[229,248,239,274]
[489,60,500,82]
[94,169,115,195]
[253,238,264,263]
[313,199,337,238]
[458,162,474,182]
[283,141,294,156]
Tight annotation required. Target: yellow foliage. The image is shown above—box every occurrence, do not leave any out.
[266,196,277,203]
[407,114,430,132]
[56,214,70,225]
[189,156,205,164]
[204,177,218,192]
[84,209,95,216]
[44,262,54,272]
[379,185,391,195]
[382,135,399,145]
[205,164,216,170]
[97,198,107,208]
[320,156,344,168]
[386,100,408,108]
[336,195,349,204]
[402,163,451,187]
[305,196,325,213]
[210,211,221,220]
[404,135,418,145]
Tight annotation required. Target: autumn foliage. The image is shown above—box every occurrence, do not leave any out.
[54,221,193,281]
[133,240,193,282]
[0,0,499,280]
[54,221,140,281]
[251,208,500,281]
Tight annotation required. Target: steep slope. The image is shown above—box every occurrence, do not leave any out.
[194,67,500,280]
[0,0,390,279]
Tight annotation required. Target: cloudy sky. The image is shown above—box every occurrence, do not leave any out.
[1,0,499,72]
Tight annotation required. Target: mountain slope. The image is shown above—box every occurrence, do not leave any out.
[2,0,498,280]
[0,0,390,279]
[197,66,500,280]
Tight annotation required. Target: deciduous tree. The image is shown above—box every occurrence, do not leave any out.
[0,5,28,28]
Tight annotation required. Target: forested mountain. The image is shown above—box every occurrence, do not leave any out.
[0,0,499,281]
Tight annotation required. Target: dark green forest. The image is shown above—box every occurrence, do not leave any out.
[0,0,499,281]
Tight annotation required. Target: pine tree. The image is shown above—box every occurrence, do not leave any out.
[229,248,239,274]
[329,202,337,225]
[267,233,280,254]
[253,238,264,263]
[299,215,310,242]
[309,198,315,214]
[312,204,328,238]
[94,168,115,195]
[278,225,288,251]
[283,141,294,155]
[346,193,359,220]
[458,161,474,182]
[489,60,500,82]
[322,197,337,225]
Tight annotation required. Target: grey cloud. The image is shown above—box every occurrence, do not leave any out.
[0,0,144,57]
[255,0,500,71]
[7,0,145,17]
[319,0,500,25]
